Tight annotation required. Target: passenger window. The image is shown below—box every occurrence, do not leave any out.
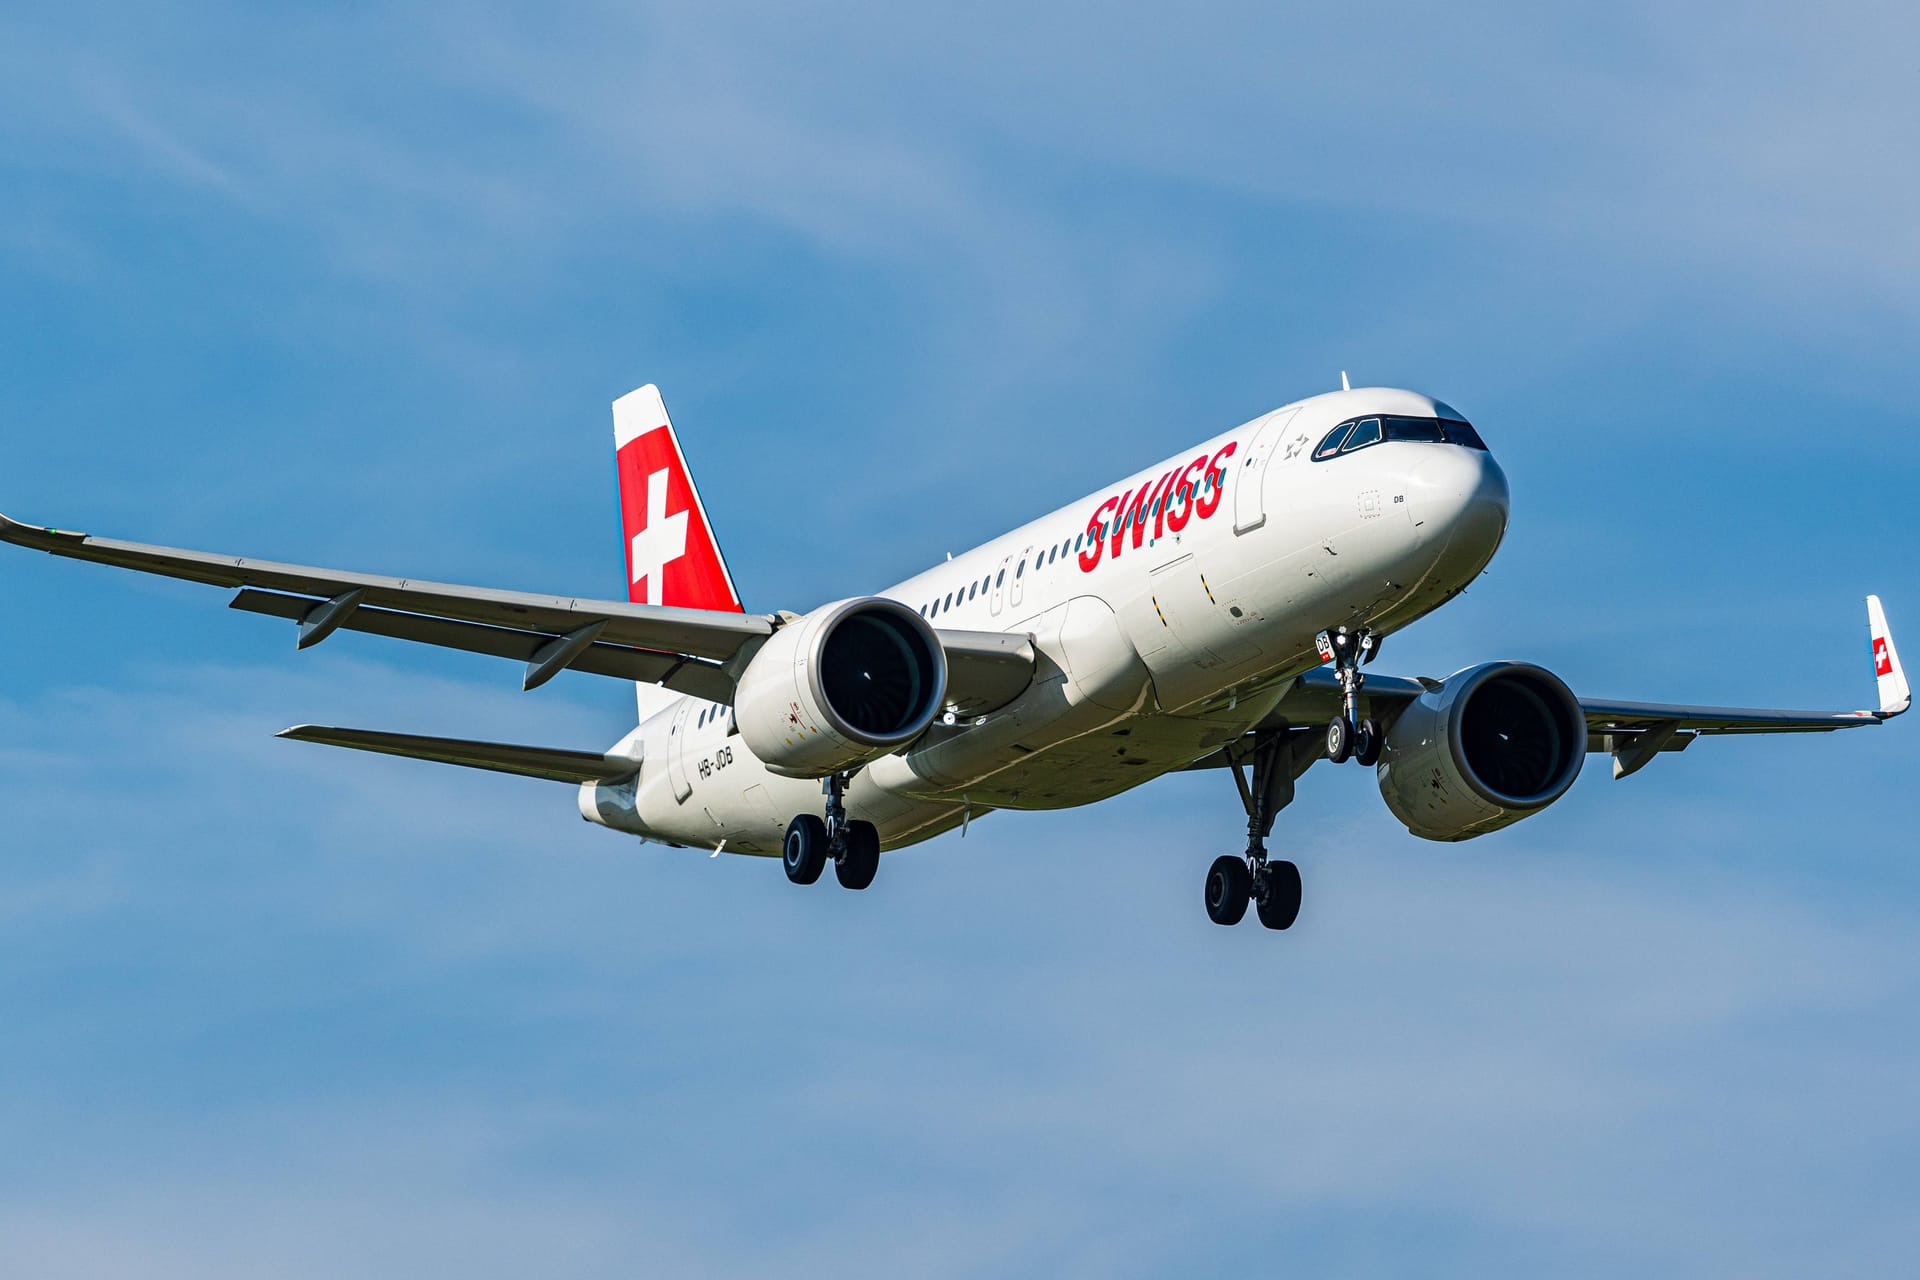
[1314,422,1354,460]
[996,569,1006,587]
[1342,418,1382,451]
[968,582,977,600]
[1016,561,1025,578]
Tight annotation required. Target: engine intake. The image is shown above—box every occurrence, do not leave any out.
[1376,662,1586,841]
[733,597,947,778]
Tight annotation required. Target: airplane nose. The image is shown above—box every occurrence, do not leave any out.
[1405,448,1509,562]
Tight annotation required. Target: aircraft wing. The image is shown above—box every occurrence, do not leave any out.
[0,510,1035,712]
[1235,596,1907,778]
[278,725,642,784]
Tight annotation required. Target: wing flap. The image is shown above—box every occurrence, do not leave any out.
[277,724,641,784]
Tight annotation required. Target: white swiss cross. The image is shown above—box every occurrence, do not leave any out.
[629,467,689,605]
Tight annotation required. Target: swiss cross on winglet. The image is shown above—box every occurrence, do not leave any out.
[1868,594,1910,717]
[612,385,743,613]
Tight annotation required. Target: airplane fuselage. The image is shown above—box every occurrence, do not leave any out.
[586,387,1511,855]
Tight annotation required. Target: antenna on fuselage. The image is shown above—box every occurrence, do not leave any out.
[1340,370,1351,391]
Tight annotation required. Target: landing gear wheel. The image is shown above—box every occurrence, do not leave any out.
[783,814,828,885]
[1325,716,1354,764]
[1255,860,1302,930]
[1204,855,1251,926]
[835,820,880,890]
[1354,718,1382,768]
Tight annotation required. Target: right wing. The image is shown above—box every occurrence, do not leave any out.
[1204,595,1907,778]
[1,511,1035,713]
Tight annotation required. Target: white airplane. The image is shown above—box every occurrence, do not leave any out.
[3,384,1908,930]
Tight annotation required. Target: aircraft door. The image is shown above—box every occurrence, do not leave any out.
[1009,546,1033,609]
[1233,407,1300,535]
[665,700,694,802]
[989,554,1012,617]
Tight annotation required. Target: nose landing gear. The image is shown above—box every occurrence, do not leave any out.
[1205,725,1311,930]
[782,771,881,890]
[1318,626,1383,768]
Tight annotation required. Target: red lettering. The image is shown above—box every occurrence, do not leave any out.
[1143,469,1180,542]
[1108,485,1140,559]
[1079,442,1240,571]
[1194,442,1237,520]
[1113,473,1177,559]
[1164,456,1207,532]
[1079,496,1119,571]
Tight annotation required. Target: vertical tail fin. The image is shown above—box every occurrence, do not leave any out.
[612,385,743,721]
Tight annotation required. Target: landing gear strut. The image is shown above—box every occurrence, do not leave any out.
[1318,625,1382,768]
[783,772,880,891]
[1205,726,1306,930]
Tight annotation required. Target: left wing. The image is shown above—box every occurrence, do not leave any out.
[0,510,1038,714]
[1228,596,1907,778]
[1,509,769,698]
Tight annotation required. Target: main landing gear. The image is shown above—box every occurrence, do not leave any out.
[783,771,881,891]
[1206,726,1307,930]
[1318,625,1383,768]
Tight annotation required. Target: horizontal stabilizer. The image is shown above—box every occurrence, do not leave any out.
[278,725,640,784]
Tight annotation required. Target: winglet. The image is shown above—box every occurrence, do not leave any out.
[1869,594,1909,717]
[0,511,90,550]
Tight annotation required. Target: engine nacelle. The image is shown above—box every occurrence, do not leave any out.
[733,597,947,779]
[1376,662,1586,842]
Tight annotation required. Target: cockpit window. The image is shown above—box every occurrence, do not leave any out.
[1383,417,1445,443]
[1311,414,1488,460]
[1313,422,1354,459]
[1343,417,1383,450]
[1437,418,1486,449]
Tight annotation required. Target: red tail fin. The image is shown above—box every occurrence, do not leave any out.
[612,385,742,613]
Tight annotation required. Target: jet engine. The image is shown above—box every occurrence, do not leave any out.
[1376,662,1586,841]
[733,597,948,779]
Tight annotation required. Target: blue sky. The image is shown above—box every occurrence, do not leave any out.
[3,3,1918,1275]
